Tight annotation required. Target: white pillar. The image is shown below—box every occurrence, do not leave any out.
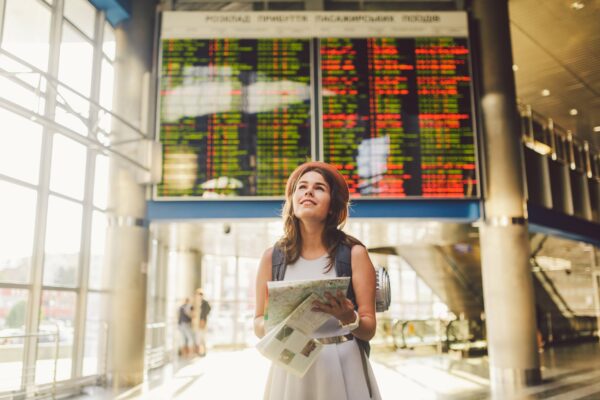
[472,0,541,394]
[106,1,158,387]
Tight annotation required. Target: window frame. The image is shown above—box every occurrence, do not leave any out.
[0,0,112,394]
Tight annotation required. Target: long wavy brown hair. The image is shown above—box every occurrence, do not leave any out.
[277,161,362,271]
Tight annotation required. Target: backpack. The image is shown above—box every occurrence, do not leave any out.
[272,243,379,356]
[178,304,192,324]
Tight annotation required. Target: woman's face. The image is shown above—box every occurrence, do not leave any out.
[292,171,332,223]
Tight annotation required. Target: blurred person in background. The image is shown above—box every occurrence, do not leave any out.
[195,289,211,357]
[178,297,196,358]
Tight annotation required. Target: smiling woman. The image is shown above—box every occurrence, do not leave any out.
[292,171,331,226]
[254,161,382,400]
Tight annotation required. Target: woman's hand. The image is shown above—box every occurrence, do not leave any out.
[311,290,357,325]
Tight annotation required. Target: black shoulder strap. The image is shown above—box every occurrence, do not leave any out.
[334,243,352,276]
[334,243,353,300]
[271,245,287,281]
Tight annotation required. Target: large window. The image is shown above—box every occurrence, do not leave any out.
[201,255,260,348]
[58,23,93,97]
[63,0,96,39]
[93,154,109,209]
[43,195,83,287]
[82,292,108,376]
[0,288,29,391]
[0,0,115,395]
[387,255,449,320]
[0,181,37,283]
[88,211,108,290]
[0,58,47,113]
[0,109,43,185]
[1,0,52,71]
[50,134,88,200]
[98,59,114,134]
[35,290,77,384]
[56,23,94,135]
[102,22,115,61]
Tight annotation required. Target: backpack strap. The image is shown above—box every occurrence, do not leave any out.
[271,245,287,281]
[334,243,354,300]
[334,244,371,358]
[335,243,373,397]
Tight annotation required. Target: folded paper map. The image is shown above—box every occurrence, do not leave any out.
[257,293,326,377]
[265,277,351,332]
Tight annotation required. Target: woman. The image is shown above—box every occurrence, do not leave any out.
[254,161,382,400]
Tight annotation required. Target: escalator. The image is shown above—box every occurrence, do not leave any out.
[530,234,598,344]
[371,229,598,348]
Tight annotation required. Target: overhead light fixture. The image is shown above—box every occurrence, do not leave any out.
[525,140,552,155]
[571,1,585,10]
[541,89,551,97]
[569,108,578,116]
[512,64,519,71]
[593,126,600,133]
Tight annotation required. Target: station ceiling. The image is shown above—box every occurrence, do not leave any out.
[510,0,600,149]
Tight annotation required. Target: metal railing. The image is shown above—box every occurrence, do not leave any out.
[98,321,110,387]
[519,103,600,175]
[540,314,597,346]
[393,319,447,351]
[145,322,168,371]
[0,324,60,400]
[378,318,488,357]
[0,321,110,400]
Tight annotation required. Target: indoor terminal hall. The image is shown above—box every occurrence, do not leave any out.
[0,0,599,399]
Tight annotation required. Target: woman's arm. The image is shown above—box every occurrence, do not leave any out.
[312,245,377,341]
[253,247,273,338]
[346,245,377,341]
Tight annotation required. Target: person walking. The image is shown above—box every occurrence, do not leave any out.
[195,289,211,357]
[178,297,196,358]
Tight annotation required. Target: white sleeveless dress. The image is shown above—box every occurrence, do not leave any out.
[263,254,382,400]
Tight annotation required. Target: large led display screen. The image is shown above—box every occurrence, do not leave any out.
[157,12,478,199]
[159,38,313,197]
[320,37,475,197]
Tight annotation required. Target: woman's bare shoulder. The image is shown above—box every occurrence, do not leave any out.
[350,244,374,274]
[258,247,275,267]
[257,247,275,280]
[262,246,275,258]
[350,243,368,258]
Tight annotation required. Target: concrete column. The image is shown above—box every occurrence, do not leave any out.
[106,0,158,388]
[472,0,541,394]
[174,250,201,299]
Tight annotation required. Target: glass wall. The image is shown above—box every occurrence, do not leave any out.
[194,252,447,351]
[0,0,115,395]
[385,255,450,320]
[201,255,259,349]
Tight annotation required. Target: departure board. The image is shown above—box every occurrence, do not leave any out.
[157,11,478,199]
[321,37,477,198]
[158,38,312,197]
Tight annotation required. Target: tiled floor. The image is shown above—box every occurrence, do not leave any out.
[73,341,600,400]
